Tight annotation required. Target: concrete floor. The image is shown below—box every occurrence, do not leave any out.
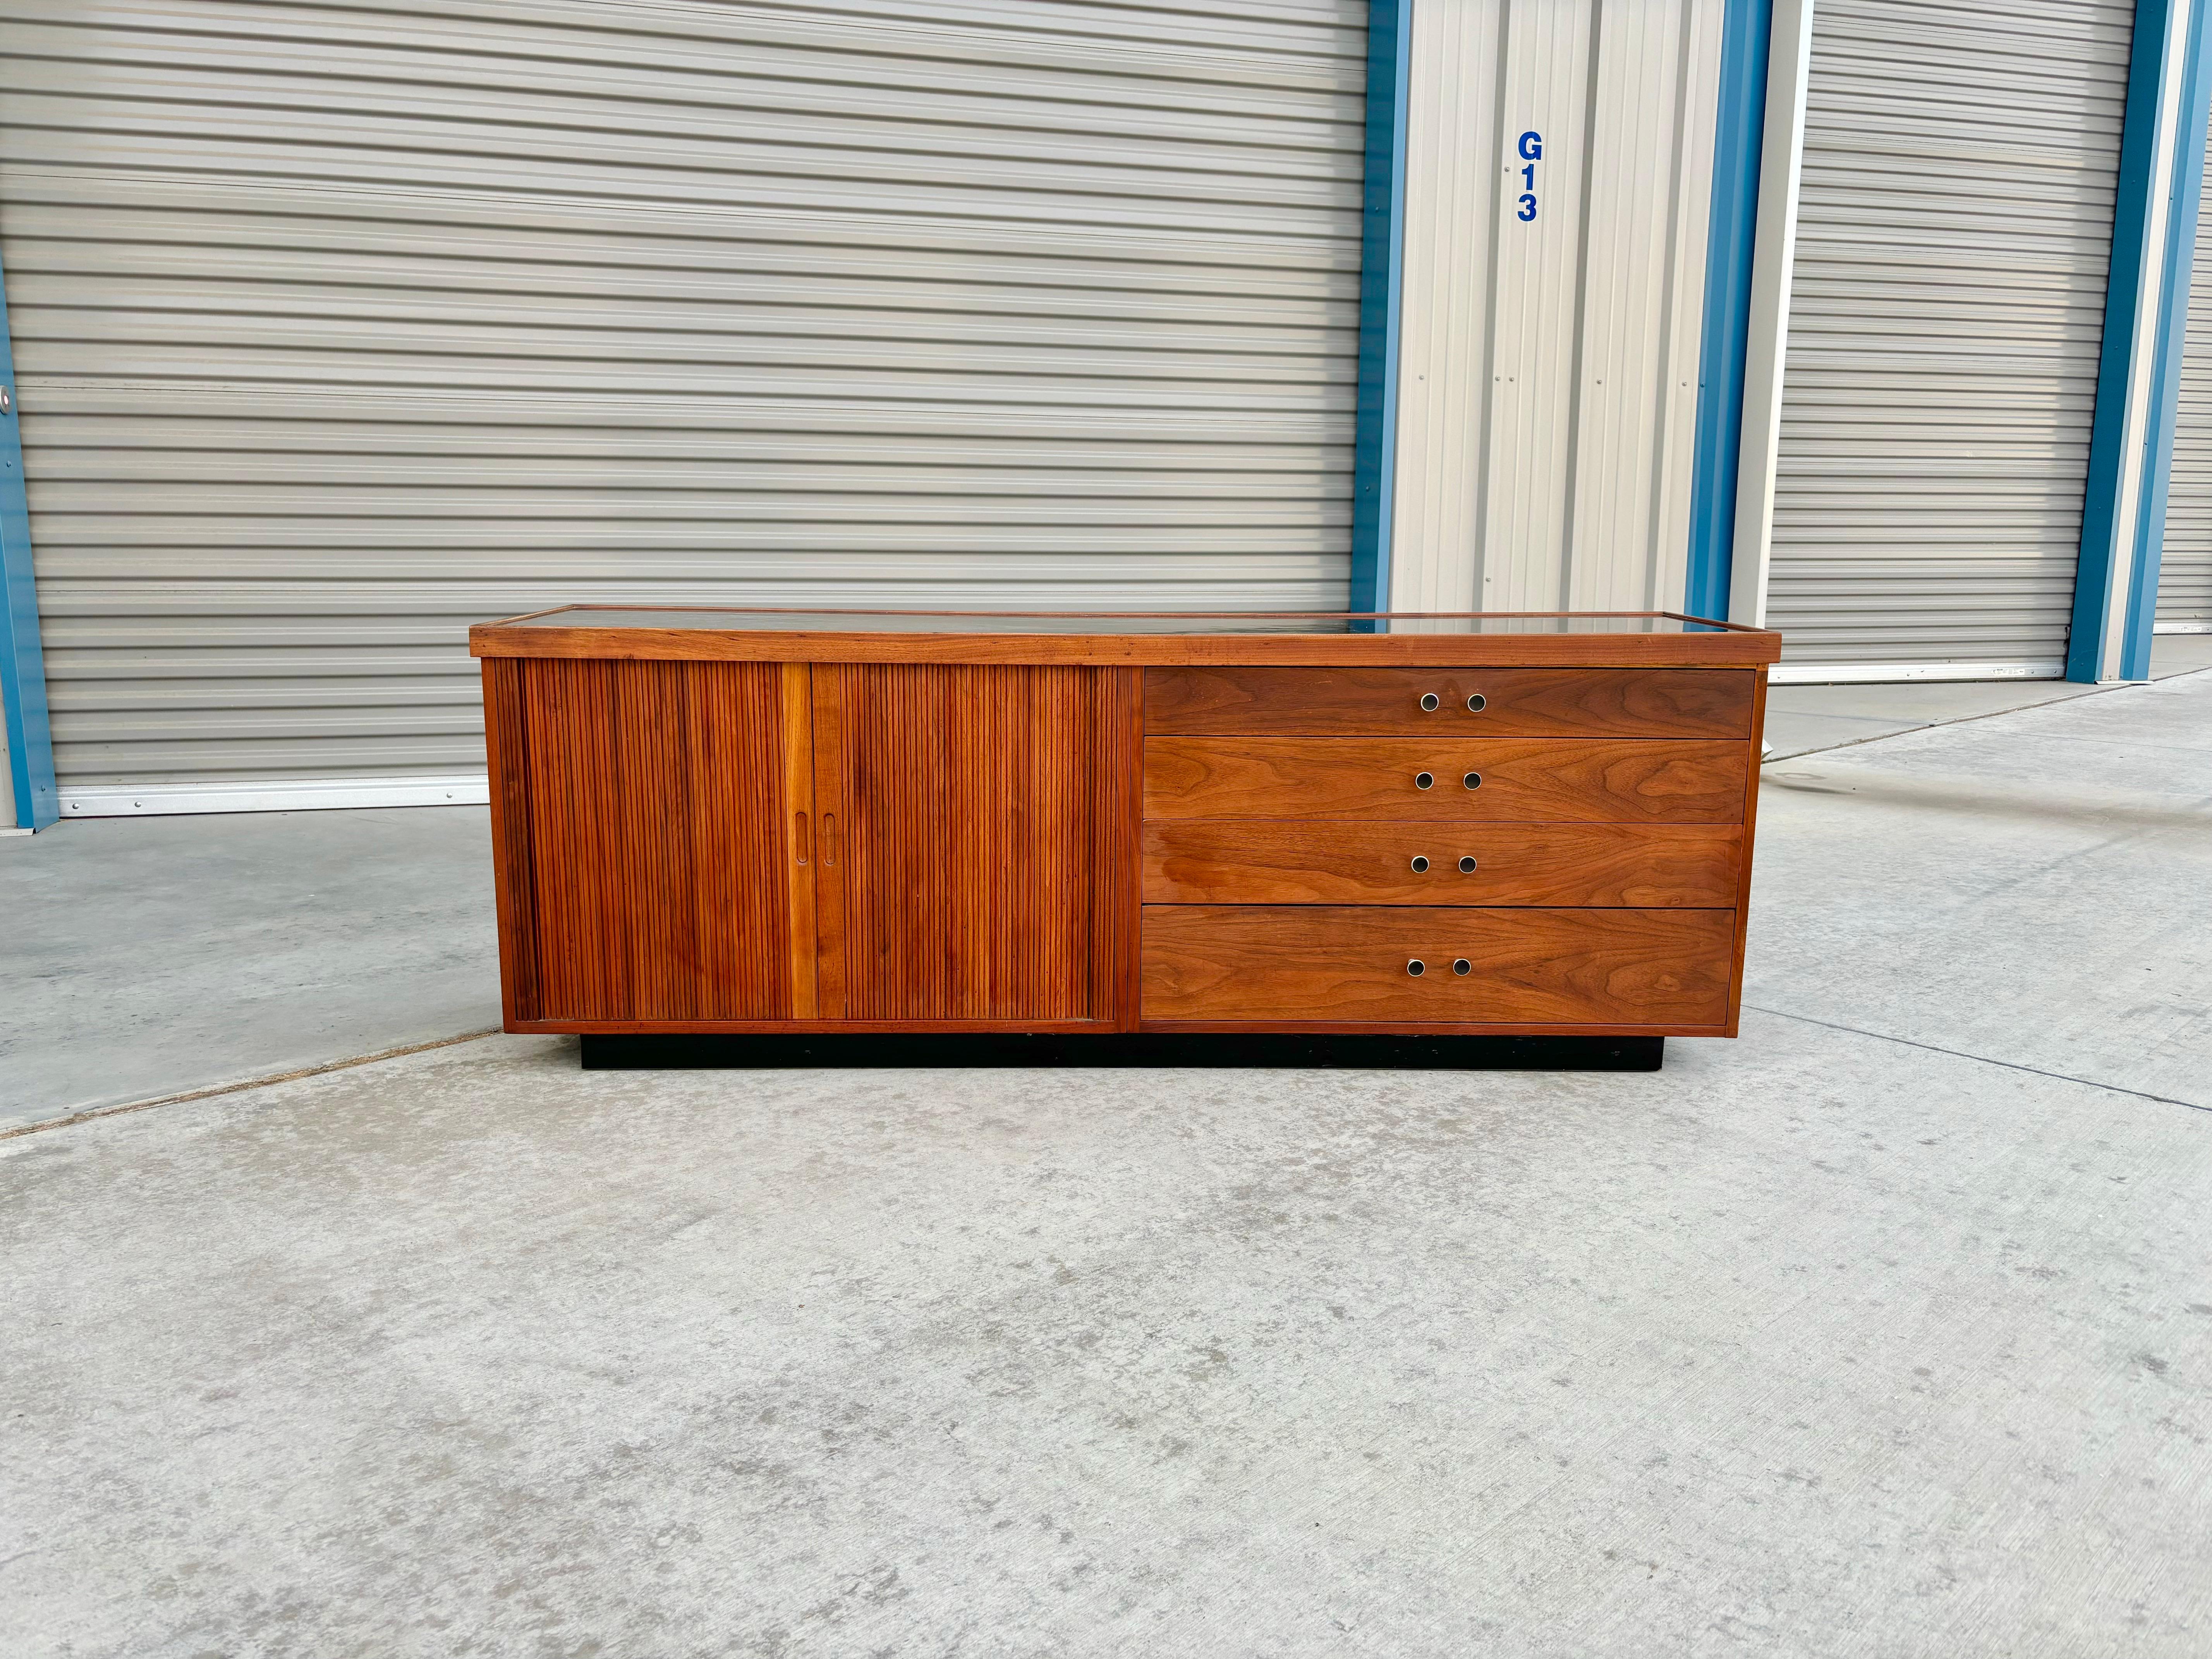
[1760,630,2212,759]
[0,805,499,1131]
[3,669,2210,1655]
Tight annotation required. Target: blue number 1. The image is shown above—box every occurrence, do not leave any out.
[1516,193,1537,222]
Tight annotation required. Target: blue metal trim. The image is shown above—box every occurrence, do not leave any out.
[0,244,56,830]
[2123,0,2212,677]
[1348,0,1411,619]
[1683,0,1774,621]
[2069,0,2190,683]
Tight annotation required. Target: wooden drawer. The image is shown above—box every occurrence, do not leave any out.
[1144,737,1747,822]
[1142,905,1736,1026]
[1146,665,1754,738]
[1144,822,1741,907]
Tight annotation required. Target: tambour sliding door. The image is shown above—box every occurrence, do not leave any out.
[487,656,1139,1030]
[488,656,814,1024]
[809,663,1140,1027]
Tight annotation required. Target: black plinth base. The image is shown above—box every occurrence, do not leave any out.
[579,1032,1664,1072]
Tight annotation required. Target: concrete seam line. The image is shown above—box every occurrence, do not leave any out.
[1759,662,2210,767]
[0,1028,506,1141]
[1741,1005,2208,1115]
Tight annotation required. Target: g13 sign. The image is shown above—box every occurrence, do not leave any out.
[1516,130,1542,222]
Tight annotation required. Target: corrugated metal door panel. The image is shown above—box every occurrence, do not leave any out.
[2160,114,2212,629]
[1388,0,1724,617]
[1765,0,2135,668]
[0,0,1365,787]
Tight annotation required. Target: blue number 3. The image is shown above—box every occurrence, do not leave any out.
[1516,193,1537,222]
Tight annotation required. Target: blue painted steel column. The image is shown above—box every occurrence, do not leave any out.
[1683,0,1775,622]
[2069,0,2211,682]
[1348,0,1412,618]
[2124,0,2212,671]
[0,245,56,830]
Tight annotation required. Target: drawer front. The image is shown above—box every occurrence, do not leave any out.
[1143,822,1741,907]
[1146,665,1755,738]
[1142,905,1735,1025]
[1144,737,1747,822]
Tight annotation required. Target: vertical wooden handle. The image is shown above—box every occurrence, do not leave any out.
[821,812,837,867]
[793,809,810,865]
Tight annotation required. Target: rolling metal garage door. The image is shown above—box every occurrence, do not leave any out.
[2159,113,2212,631]
[1765,0,2135,674]
[0,0,1364,804]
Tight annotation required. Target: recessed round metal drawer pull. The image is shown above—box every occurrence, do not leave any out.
[1414,771,1434,790]
[1453,958,1472,975]
[1467,693,1487,712]
[1463,771,1482,790]
[1410,855,1430,872]
[1458,855,1477,873]
[1407,958,1426,977]
[1419,692,1441,711]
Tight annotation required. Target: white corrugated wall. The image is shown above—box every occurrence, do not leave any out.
[0,0,1366,804]
[1386,0,1725,615]
[2160,106,2212,630]
[1763,0,2137,673]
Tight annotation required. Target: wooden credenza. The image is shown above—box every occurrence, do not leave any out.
[471,609,1778,1042]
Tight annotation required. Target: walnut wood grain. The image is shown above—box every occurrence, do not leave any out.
[1144,666,1755,738]
[1136,1020,1729,1036]
[1093,668,1146,1029]
[473,624,1781,668]
[1726,667,1771,1037]
[780,663,819,1019]
[814,663,1120,1022]
[1143,822,1742,907]
[1144,737,1747,823]
[478,625,1772,1041]
[482,657,540,1025]
[514,658,799,1022]
[809,667,849,1018]
[1141,905,1736,1025]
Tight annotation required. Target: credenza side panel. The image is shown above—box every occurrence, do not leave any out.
[483,657,542,1025]
[511,657,803,1022]
[814,663,1130,1024]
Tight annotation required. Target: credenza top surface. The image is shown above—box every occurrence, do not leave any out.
[471,606,1783,668]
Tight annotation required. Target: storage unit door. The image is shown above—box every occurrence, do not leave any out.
[2160,112,2212,632]
[1764,0,2135,673]
[0,0,1363,797]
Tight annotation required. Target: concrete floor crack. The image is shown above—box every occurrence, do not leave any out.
[1740,1005,2208,1115]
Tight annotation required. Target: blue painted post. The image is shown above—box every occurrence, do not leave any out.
[1348,0,1412,619]
[2123,0,2212,676]
[0,245,57,830]
[2068,0,2207,682]
[1683,0,1774,623]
